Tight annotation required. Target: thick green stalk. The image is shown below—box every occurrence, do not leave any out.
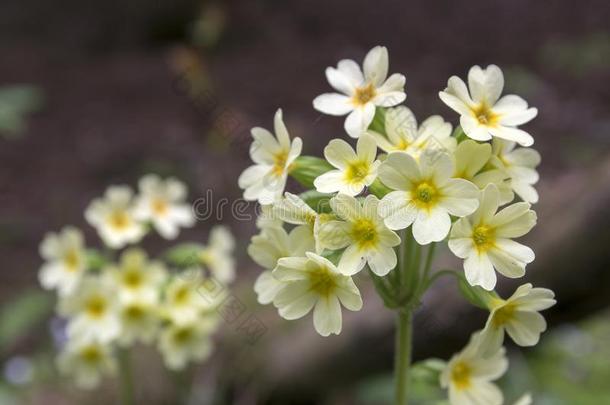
[118,348,135,405]
[394,310,413,405]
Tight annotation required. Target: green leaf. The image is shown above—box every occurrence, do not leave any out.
[298,190,332,213]
[164,243,204,267]
[290,156,333,188]
[0,85,43,138]
[85,249,109,271]
[0,290,52,353]
[368,179,392,199]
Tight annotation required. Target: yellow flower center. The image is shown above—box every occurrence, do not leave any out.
[85,296,107,319]
[412,181,439,209]
[345,160,370,184]
[108,210,131,230]
[63,249,81,271]
[173,286,191,304]
[272,150,289,177]
[123,304,146,321]
[351,218,379,249]
[123,269,143,289]
[472,225,496,252]
[151,198,169,216]
[471,102,499,127]
[492,303,516,328]
[308,266,337,298]
[352,83,376,106]
[173,327,194,344]
[80,346,102,365]
[451,361,472,390]
[395,138,410,151]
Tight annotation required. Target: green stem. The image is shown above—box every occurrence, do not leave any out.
[421,243,437,281]
[394,310,412,405]
[118,348,135,405]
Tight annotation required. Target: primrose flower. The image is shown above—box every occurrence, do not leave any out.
[104,248,167,304]
[162,270,215,325]
[38,226,87,296]
[199,226,236,283]
[440,333,508,405]
[448,184,537,290]
[453,139,514,204]
[57,340,116,389]
[250,225,315,305]
[378,152,480,244]
[272,252,362,336]
[133,175,195,239]
[158,319,213,370]
[117,298,160,346]
[238,109,302,204]
[439,64,537,147]
[369,106,456,158]
[318,194,400,276]
[478,283,556,354]
[491,139,541,204]
[85,185,145,249]
[59,276,120,343]
[313,45,406,138]
[314,134,380,196]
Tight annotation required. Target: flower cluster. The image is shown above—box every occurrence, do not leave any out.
[39,175,235,389]
[241,46,555,404]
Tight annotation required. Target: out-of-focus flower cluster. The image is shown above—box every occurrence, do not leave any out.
[239,46,555,405]
[38,175,235,389]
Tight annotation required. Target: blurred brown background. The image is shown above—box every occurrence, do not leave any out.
[1,0,609,404]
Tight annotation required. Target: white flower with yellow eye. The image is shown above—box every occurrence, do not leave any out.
[313,46,406,138]
[377,152,480,244]
[85,185,145,249]
[199,226,236,284]
[238,109,302,204]
[117,298,160,346]
[272,252,362,336]
[369,106,456,158]
[439,64,537,147]
[453,139,514,204]
[134,175,195,239]
[318,194,400,276]
[158,319,213,370]
[440,333,508,405]
[448,184,537,291]
[250,225,315,305]
[38,226,87,296]
[59,276,120,343]
[162,270,214,325]
[478,283,556,354]
[57,340,116,389]
[491,138,541,204]
[104,248,167,304]
[314,134,380,196]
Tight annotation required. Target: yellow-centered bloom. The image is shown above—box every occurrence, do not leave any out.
[440,332,508,405]
[57,340,116,389]
[238,109,302,204]
[318,194,400,276]
[448,184,537,290]
[39,226,87,296]
[314,134,380,196]
[272,252,362,336]
[439,64,538,147]
[313,46,406,138]
[491,138,541,204]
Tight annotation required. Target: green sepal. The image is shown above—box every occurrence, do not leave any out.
[411,358,446,385]
[368,179,392,199]
[290,156,333,188]
[452,125,468,143]
[368,107,387,134]
[86,249,110,271]
[457,276,498,310]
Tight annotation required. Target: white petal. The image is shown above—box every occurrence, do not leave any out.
[313,93,354,116]
[317,221,351,250]
[344,104,376,138]
[357,134,378,163]
[325,67,355,95]
[337,59,364,86]
[363,46,388,86]
[487,247,527,279]
[489,126,534,147]
[313,170,345,194]
[313,296,342,336]
[367,245,397,276]
[412,208,451,244]
[378,152,420,190]
[464,253,497,290]
[324,138,357,169]
[335,278,363,311]
[378,192,417,230]
[338,244,367,275]
[274,282,317,320]
[461,115,493,142]
[439,179,480,217]
[374,74,407,106]
[506,311,546,346]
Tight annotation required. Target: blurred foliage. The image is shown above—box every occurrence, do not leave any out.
[540,32,610,78]
[0,85,43,138]
[0,290,51,354]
